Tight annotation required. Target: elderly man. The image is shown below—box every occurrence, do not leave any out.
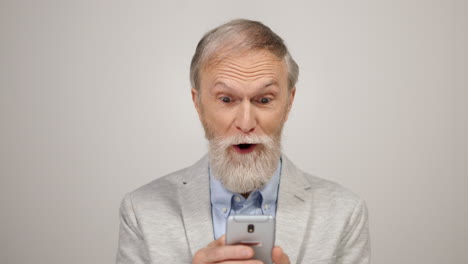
[116,19,370,264]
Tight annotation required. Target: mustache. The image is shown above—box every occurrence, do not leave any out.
[211,134,275,149]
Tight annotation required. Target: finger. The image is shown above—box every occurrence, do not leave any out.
[207,235,226,248]
[203,244,254,263]
[218,261,263,264]
[272,246,290,264]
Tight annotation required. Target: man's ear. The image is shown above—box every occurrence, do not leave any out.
[191,88,202,118]
[284,87,296,122]
[288,87,296,112]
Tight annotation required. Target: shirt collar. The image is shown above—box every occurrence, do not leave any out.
[209,158,282,216]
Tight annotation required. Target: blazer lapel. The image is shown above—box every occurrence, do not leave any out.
[179,155,215,256]
[275,156,313,263]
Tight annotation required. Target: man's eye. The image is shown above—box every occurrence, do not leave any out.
[220,97,231,103]
[259,98,271,104]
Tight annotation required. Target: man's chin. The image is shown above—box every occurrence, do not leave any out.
[208,133,281,194]
[218,168,271,194]
[211,150,278,194]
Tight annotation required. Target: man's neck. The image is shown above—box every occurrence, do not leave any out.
[241,192,251,199]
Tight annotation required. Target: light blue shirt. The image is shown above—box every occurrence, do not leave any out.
[209,159,282,239]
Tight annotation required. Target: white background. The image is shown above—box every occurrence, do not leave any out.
[0,0,466,263]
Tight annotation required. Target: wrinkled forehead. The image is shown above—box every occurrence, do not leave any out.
[208,47,276,63]
[201,49,287,81]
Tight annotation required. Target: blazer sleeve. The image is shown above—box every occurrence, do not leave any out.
[336,199,371,264]
[116,193,151,264]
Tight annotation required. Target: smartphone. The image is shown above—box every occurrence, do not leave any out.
[225,215,275,264]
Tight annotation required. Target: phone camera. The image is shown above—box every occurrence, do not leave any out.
[248,224,254,233]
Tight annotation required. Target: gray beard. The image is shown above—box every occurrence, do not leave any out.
[208,134,281,194]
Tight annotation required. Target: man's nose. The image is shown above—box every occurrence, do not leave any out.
[235,101,256,133]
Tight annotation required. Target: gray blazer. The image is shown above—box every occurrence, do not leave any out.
[116,155,370,263]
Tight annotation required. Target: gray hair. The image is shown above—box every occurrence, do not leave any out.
[190,19,299,91]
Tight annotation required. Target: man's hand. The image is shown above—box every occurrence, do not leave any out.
[272,246,290,264]
[192,235,260,264]
[192,235,290,264]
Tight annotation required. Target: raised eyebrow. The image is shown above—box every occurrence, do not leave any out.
[258,81,280,93]
[264,80,278,87]
[212,81,233,91]
[212,80,279,95]
[210,82,236,98]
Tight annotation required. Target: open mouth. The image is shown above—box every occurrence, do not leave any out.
[233,143,257,154]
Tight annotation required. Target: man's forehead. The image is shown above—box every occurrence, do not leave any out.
[205,49,282,68]
[202,52,286,81]
[214,80,279,89]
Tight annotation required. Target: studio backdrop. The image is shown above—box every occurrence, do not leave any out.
[0,1,466,264]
